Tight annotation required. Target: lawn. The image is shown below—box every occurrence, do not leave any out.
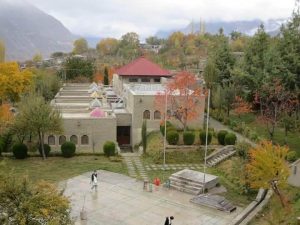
[228,113,300,156]
[142,131,255,206]
[0,155,128,183]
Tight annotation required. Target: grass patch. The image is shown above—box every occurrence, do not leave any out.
[250,186,300,225]
[0,155,127,183]
[228,113,300,156]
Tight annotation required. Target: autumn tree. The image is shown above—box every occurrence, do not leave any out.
[258,79,298,140]
[246,141,290,207]
[0,62,33,102]
[155,71,204,131]
[0,103,13,135]
[96,38,119,56]
[17,93,63,159]
[0,40,5,63]
[232,96,252,117]
[73,38,89,54]
[0,167,72,224]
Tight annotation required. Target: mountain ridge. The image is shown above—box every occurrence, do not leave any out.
[0,0,75,61]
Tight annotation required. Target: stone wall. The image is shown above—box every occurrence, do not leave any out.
[45,117,117,153]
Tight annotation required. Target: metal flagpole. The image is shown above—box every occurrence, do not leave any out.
[203,88,210,193]
[163,90,167,167]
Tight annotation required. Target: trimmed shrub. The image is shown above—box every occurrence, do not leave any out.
[39,144,51,157]
[12,143,28,159]
[286,151,297,163]
[160,121,175,136]
[166,130,179,145]
[199,131,212,145]
[61,142,76,158]
[183,131,195,145]
[217,130,228,145]
[224,133,237,145]
[103,141,116,157]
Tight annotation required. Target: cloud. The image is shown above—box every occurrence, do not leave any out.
[26,0,295,38]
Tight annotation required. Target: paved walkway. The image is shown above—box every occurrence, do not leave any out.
[122,152,149,181]
[145,164,203,171]
[62,171,242,225]
[209,117,256,147]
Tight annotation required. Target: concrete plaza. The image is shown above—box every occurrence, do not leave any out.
[62,171,242,225]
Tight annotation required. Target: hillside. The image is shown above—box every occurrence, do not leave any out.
[156,19,285,38]
[0,0,75,61]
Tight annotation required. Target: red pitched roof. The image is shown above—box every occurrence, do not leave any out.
[116,56,171,76]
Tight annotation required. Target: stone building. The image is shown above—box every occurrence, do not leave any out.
[48,57,205,152]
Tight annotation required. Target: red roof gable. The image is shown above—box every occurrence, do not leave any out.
[116,56,171,76]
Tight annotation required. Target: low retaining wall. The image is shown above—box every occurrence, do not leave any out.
[230,188,270,225]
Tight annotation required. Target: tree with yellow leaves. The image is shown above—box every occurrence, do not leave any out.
[246,141,290,207]
[0,62,33,102]
[0,103,13,134]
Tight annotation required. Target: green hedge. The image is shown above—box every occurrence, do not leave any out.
[199,131,212,145]
[224,133,237,145]
[183,131,195,145]
[166,130,179,145]
[217,130,228,145]
[61,142,76,158]
[12,143,28,159]
[103,141,116,157]
[160,121,175,136]
[286,151,297,162]
[39,144,51,158]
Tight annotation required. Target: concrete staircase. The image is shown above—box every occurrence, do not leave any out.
[169,173,204,195]
[206,145,236,167]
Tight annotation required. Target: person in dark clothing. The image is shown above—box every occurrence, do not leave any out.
[164,216,174,225]
[90,170,98,191]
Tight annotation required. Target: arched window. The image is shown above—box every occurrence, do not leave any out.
[143,110,150,119]
[154,110,161,120]
[70,135,78,145]
[81,135,89,145]
[59,135,66,145]
[48,135,55,145]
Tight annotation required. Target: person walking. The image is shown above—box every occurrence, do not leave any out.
[164,216,174,225]
[91,170,98,191]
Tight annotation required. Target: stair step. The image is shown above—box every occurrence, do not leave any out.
[170,183,201,195]
[170,174,205,186]
[169,179,203,191]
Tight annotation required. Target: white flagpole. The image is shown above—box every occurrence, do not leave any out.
[203,88,210,193]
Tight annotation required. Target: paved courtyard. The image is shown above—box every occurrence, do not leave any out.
[62,170,242,225]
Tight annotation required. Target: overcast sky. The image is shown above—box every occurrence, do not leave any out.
[26,0,296,38]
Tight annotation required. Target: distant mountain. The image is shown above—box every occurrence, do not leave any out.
[0,0,75,61]
[156,19,286,38]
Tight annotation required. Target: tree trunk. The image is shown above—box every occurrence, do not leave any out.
[39,132,46,160]
[271,181,287,208]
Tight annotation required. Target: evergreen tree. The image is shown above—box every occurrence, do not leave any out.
[141,120,147,154]
[104,67,109,85]
[213,34,235,87]
[278,11,300,91]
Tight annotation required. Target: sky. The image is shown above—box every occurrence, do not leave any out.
[25,0,296,39]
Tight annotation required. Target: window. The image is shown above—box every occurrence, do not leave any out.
[141,78,150,82]
[59,135,66,145]
[81,135,89,145]
[143,110,150,119]
[48,135,55,145]
[154,110,161,119]
[154,78,160,83]
[70,135,78,145]
[129,78,138,82]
